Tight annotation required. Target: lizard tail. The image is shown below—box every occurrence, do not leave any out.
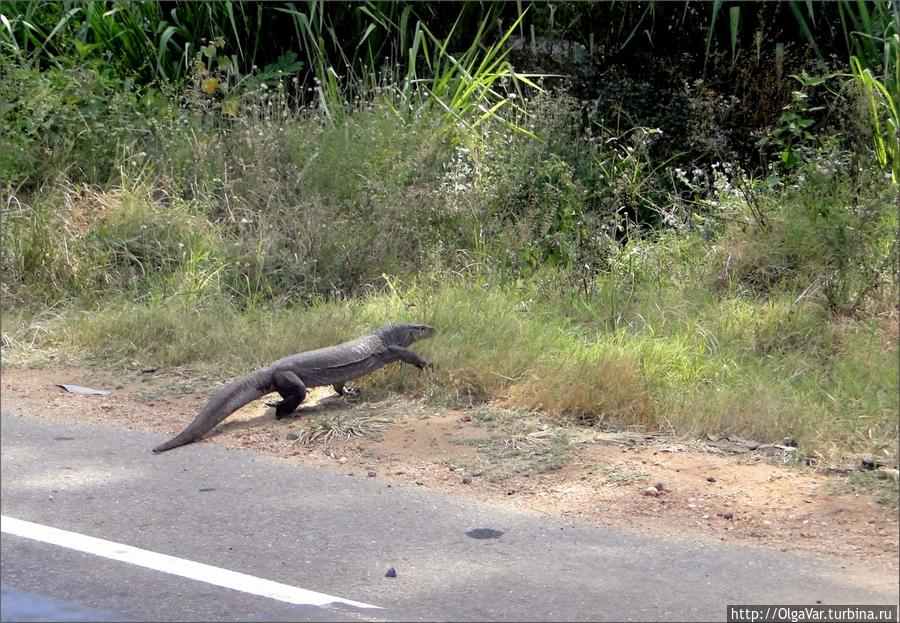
[152,372,271,453]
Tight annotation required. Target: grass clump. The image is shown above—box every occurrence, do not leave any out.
[287,410,394,447]
[830,470,900,509]
[601,463,651,486]
[463,413,574,483]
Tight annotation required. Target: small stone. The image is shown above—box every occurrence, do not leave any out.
[462,477,471,485]
[471,471,484,477]
[466,528,504,539]
[723,512,734,520]
[338,456,347,464]
[860,454,886,470]
[415,480,424,486]
[385,567,397,578]
[706,476,716,483]
[286,432,299,440]
[642,486,661,497]
[654,482,665,492]
[367,471,376,478]
[506,489,515,495]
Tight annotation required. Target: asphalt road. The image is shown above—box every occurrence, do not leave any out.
[1,408,897,622]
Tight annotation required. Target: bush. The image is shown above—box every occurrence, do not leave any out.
[0,62,172,190]
[712,149,899,314]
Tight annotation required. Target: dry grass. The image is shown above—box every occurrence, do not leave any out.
[287,410,394,446]
[3,266,897,468]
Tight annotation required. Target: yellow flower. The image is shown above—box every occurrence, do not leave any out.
[200,77,220,95]
[221,99,239,116]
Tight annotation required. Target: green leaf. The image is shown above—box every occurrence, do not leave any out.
[0,13,21,54]
[156,25,179,80]
[729,6,741,65]
[225,0,243,62]
[43,6,82,50]
[804,0,816,28]
[775,41,785,79]
[787,1,821,58]
[704,0,724,73]
[781,150,799,167]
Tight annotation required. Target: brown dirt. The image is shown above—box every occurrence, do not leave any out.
[2,363,898,571]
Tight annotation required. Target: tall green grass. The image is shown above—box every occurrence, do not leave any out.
[4,258,896,464]
[0,0,254,81]
[850,34,899,183]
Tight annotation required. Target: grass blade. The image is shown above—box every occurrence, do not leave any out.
[729,5,740,65]
[0,13,21,55]
[787,0,822,58]
[705,0,723,74]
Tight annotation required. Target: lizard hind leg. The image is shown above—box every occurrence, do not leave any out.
[267,370,308,419]
[333,383,359,398]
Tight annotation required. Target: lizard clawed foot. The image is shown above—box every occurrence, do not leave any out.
[333,383,360,398]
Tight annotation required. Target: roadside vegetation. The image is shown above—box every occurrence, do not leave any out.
[1,1,897,469]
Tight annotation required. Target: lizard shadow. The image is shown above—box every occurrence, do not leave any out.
[210,393,356,437]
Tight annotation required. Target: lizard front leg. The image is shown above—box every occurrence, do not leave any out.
[381,345,431,370]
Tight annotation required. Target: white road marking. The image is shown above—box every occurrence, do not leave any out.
[1,515,381,610]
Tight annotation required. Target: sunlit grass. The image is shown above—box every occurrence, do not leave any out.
[4,261,896,466]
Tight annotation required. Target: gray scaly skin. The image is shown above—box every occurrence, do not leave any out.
[152,323,435,453]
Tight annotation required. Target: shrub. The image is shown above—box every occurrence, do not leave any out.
[0,62,172,190]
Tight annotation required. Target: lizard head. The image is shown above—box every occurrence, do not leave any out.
[380,323,436,346]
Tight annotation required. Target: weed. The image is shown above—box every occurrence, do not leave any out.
[468,424,573,482]
[288,409,393,446]
[832,470,900,508]
[601,462,651,486]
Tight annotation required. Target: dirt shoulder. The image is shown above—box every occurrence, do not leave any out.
[2,363,898,571]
